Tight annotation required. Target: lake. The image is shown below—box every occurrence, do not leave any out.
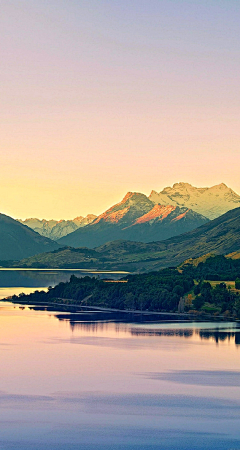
[0,297,240,450]
[0,268,128,300]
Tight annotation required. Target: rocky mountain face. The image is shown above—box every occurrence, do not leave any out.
[18,215,97,240]
[58,192,208,248]
[17,183,240,244]
[149,182,240,219]
[0,214,60,261]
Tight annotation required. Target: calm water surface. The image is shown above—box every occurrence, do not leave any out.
[0,269,126,291]
[0,269,126,301]
[0,300,240,450]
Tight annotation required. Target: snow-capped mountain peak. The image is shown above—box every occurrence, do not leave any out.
[149,183,240,219]
[18,214,97,240]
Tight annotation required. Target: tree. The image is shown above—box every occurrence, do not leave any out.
[178,297,185,313]
[234,298,240,318]
[194,283,201,295]
[124,292,135,310]
[193,295,205,310]
[185,294,193,307]
[235,278,240,290]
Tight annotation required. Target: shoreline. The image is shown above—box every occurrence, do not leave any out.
[0,267,129,273]
[1,297,239,323]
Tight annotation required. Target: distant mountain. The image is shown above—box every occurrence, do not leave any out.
[15,246,102,268]
[18,215,97,240]
[0,213,60,261]
[58,192,208,248]
[98,205,240,271]
[16,206,240,271]
[149,182,240,219]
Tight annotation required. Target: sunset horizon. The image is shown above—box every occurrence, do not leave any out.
[1,1,240,219]
[1,2,240,449]
[2,180,240,221]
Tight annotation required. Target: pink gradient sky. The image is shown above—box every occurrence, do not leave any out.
[1,1,240,219]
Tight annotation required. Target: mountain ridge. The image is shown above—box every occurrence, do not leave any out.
[58,192,208,248]
[13,206,240,271]
[18,214,97,240]
[149,182,240,219]
[16,182,240,243]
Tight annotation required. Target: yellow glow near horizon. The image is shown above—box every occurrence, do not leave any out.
[1,1,240,220]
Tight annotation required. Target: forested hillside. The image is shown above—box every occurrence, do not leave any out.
[181,255,240,281]
[9,256,240,318]
[10,270,194,313]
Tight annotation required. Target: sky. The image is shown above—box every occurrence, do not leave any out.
[1,0,240,220]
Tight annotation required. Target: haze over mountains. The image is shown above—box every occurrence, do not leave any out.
[18,183,240,247]
[1,182,240,264]
[18,215,96,240]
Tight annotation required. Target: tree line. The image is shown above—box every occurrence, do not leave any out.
[8,255,240,318]
[11,269,194,313]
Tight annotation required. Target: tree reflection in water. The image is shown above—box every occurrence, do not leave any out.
[26,303,240,346]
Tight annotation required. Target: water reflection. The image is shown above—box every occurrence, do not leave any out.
[132,327,240,345]
[198,329,239,343]
[24,303,240,346]
[144,370,240,387]
[131,328,194,337]
[1,301,240,449]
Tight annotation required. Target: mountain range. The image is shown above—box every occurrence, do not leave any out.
[14,182,240,249]
[18,214,96,240]
[15,207,240,271]
[1,182,240,263]
[149,182,240,219]
[58,192,208,248]
[19,184,240,245]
